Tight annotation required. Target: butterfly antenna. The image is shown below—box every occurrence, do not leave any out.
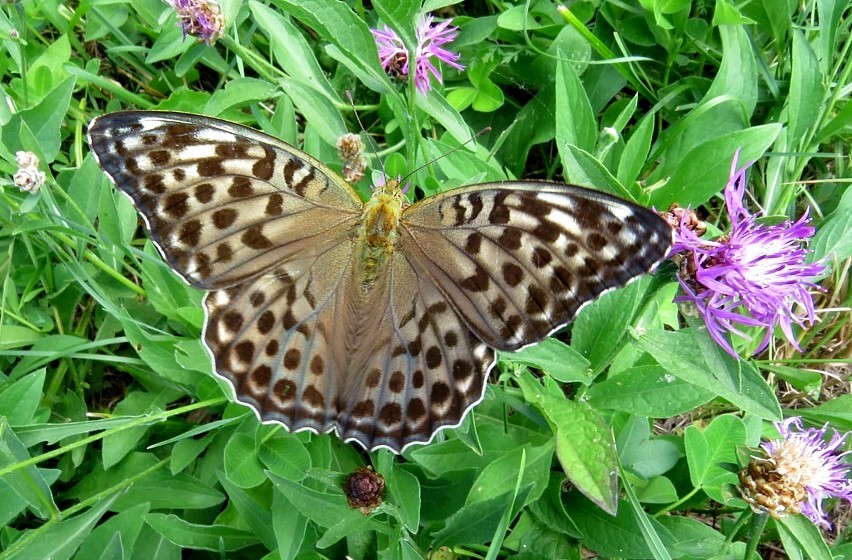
[399,127,491,187]
[345,90,385,176]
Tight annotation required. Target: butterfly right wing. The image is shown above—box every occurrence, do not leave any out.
[88,111,363,289]
[400,182,673,351]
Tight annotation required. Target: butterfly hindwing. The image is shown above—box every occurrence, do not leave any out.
[202,226,492,452]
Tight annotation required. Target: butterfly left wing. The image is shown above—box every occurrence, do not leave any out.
[399,182,673,351]
[88,111,364,289]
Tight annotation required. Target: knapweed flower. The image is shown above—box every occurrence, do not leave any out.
[372,14,464,93]
[739,418,851,528]
[337,133,367,183]
[13,151,45,193]
[344,466,385,514]
[672,153,826,357]
[170,0,224,45]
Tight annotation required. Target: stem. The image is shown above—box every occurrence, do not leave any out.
[0,398,226,479]
[0,458,169,560]
[743,511,769,560]
[652,486,701,517]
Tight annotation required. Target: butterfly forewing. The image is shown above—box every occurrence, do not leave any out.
[400,183,673,351]
[87,111,363,289]
[89,111,673,453]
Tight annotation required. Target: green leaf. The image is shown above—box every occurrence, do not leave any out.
[388,464,421,532]
[648,97,746,180]
[68,155,108,223]
[564,493,660,558]
[74,502,150,560]
[0,418,58,520]
[128,524,181,560]
[712,0,757,25]
[145,513,259,551]
[271,0,392,94]
[649,123,782,208]
[65,453,223,512]
[15,415,160,447]
[810,185,852,270]
[528,474,580,537]
[146,16,190,63]
[0,368,45,426]
[466,444,551,509]
[631,328,781,420]
[684,415,745,502]
[556,51,596,163]
[267,470,363,529]
[573,279,649,372]
[587,365,715,417]
[26,35,71,96]
[102,391,170,470]
[703,24,757,117]
[777,514,833,560]
[2,493,118,560]
[471,79,504,112]
[224,431,267,488]
[280,77,346,146]
[657,515,727,557]
[617,115,654,189]
[250,2,338,100]
[271,491,307,560]
[373,0,419,50]
[1,74,75,160]
[416,92,473,146]
[217,473,276,550]
[170,434,214,475]
[257,432,311,481]
[499,90,556,178]
[798,394,852,430]
[446,87,478,112]
[518,374,618,514]
[118,472,226,511]
[636,476,678,504]
[95,533,123,560]
[425,137,505,184]
[204,77,279,116]
[501,338,592,384]
[417,468,478,523]
[560,145,635,200]
[787,29,825,144]
[315,510,377,549]
[431,490,514,547]
[497,5,550,31]
[617,417,680,479]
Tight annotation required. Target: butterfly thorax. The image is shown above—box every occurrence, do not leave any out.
[356,180,406,288]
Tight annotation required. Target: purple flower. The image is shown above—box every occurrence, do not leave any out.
[170,0,224,45]
[372,15,464,93]
[739,418,851,528]
[673,152,826,357]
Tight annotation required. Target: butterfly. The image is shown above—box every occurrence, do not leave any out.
[88,111,673,453]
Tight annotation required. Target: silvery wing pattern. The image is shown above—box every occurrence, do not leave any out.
[88,111,673,452]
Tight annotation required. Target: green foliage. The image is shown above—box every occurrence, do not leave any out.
[0,1,849,559]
